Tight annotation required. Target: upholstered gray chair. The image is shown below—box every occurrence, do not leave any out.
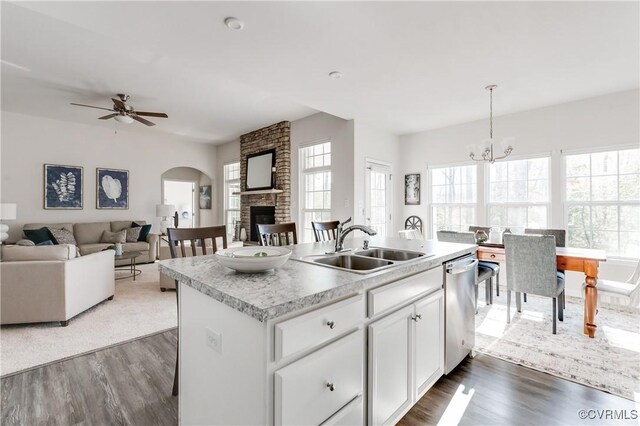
[504,234,565,334]
[524,228,566,304]
[437,230,497,310]
[469,225,501,297]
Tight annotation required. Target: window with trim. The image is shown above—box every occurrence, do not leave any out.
[300,141,331,243]
[487,157,550,229]
[564,147,639,258]
[224,162,241,236]
[431,164,477,235]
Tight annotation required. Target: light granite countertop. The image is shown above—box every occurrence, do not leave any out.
[158,237,476,322]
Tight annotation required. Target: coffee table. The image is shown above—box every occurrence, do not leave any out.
[114,251,143,281]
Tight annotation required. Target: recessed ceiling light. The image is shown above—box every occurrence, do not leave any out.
[224,17,244,31]
[329,71,343,79]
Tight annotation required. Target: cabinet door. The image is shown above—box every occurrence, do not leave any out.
[413,290,444,399]
[368,305,413,426]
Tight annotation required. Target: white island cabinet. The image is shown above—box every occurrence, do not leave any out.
[159,237,475,425]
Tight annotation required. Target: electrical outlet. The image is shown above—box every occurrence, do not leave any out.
[206,328,222,353]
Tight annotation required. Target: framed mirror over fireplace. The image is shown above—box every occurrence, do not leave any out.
[246,149,276,191]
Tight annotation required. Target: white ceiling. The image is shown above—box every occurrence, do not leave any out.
[2,1,638,144]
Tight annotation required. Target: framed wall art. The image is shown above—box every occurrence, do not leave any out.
[97,168,129,209]
[404,173,421,205]
[199,185,212,209]
[44,164,83,209]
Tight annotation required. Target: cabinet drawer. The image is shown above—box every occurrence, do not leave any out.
[368,267,442,317]
[321,394,363,426]
[275,331,364,426]
[478,250,505,262]
[275,294,365,361]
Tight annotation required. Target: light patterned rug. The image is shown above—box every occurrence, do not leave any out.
[0,263,177,377]
[475,285,640,401]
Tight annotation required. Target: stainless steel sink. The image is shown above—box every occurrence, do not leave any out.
[353,248,425,261]
[313,255,393,273]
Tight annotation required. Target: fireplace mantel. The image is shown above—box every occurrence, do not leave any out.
[233,189,283,196]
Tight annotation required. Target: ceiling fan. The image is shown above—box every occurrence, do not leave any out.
[70,94,168,126]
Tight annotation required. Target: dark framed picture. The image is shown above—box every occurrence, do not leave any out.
[199,185,212,209]
[404,173,421,205]
[44,164,83,209]
[97,168,129,209]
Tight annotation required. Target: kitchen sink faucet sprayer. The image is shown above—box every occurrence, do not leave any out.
[333,217,377,253]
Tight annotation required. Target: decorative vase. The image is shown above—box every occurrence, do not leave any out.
[240,228,247,242]
[115,243,123,256]
[475,230,488,243]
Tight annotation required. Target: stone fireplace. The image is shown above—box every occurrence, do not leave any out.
[239,121,291,241]
[249,206,276,243]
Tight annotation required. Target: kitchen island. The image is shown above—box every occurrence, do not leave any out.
[159,237,476,425]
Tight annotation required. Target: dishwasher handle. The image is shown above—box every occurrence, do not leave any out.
[446,259,478,275]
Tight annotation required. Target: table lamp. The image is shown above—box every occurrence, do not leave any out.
[0,203,17,243]
[156,204,175,235]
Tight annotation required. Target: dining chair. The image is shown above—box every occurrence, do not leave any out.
[504,234,565,334]
[167,225,228,396]
[311,220,340,242]
[437,230,496,310]
[468,226,501,297]
[524,228,567,305]
[257,222,298,246]
[584,259,640,306]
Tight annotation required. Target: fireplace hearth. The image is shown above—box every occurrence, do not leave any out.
[250,206,275,242]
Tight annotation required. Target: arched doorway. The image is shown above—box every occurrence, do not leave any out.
[160,167,212,228]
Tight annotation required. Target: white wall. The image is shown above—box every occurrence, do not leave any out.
[291,112,355,239]
[0,111,218,241]
[353,121,400,235]
[397,89,640,295]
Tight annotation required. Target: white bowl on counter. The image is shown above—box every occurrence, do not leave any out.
[215,246,292,273]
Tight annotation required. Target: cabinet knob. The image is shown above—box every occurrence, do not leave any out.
[490,254,496,259]
[326,382,335,391]
[411,314,422,322]
[326,320,336,329]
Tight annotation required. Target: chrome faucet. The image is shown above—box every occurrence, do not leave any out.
[333,217,377,252]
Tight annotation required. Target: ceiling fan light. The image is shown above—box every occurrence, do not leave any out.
[115,114,134,124]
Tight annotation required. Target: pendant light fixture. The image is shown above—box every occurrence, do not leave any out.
[469,85,513,164]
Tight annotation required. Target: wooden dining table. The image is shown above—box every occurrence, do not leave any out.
[476,244,607,338]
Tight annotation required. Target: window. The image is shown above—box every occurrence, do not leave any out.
[487,157,550,229]
[431,164,477,235]
[224,162,240,236]
[564,148,640,258]
[300,141,331,242]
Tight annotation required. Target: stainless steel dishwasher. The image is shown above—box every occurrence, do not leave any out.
[444,254,477,374]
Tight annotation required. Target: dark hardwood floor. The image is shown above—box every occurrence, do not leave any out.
[2,329,636,425]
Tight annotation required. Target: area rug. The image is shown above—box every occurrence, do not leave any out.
[475,285,640,401]
[0,263,177,377]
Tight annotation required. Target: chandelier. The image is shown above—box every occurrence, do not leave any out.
[469,85,513,164]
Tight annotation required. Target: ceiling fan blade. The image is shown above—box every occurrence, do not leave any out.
[134,111,168,118]
[70,102,114,112]
[111,97,127,109]
[131,114,155,126]
[98,113,118,120]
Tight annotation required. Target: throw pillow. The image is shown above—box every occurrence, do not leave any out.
[48,227,77,245]
[132,222,152,242]
[24,227,54,245]
[100,230,126,244]
[126,227,142,242]
[36,240,54,246]
[16,239,35,246]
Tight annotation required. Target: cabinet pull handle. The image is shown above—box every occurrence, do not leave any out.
[326,321,336,329]
[326,382,335,391]
[411,314,422,322]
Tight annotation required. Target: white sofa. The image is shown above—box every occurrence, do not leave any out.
[1,245,115,326]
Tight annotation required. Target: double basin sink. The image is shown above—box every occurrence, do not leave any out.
[306,247,431,274]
